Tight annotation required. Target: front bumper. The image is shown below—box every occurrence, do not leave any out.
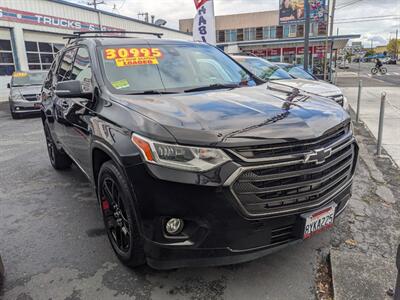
[125,160,353,269]
[9,100,41,114]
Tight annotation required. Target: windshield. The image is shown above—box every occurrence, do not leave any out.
[283,66,316,80]
[100,43,255,94]
[234,57,292,80]
[11,71,47,86]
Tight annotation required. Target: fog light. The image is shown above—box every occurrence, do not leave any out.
[16,107,20,111]
[165,218,184,235]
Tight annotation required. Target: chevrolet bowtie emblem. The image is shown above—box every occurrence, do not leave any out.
[304,148,332,164]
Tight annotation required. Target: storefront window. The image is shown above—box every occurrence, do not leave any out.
[270,26,277,39]
[283,25,290,38]
[263,27,270,39]
[25,41,64,70]
[217,30,225,43]
[244,28,256,41]
[0,39,15,75]
[225,30,237,42]
[289,24,297,37]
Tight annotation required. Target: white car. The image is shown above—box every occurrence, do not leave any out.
[232,55,348,109]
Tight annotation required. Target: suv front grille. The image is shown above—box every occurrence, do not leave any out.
[231,123,349,161]
[227,124,357,216]
[23,94,40,102]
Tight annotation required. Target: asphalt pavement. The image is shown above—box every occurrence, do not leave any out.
[0,103,330,300]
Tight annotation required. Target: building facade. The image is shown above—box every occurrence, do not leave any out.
[0,0,190,86]
[180,10,359,68]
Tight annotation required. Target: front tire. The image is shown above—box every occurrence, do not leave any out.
[11,111,19,119]
[98,160,146,268]
[371,67,378,75]
[43,123,72,170]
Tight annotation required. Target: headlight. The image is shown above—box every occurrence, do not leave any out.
[11,93,24,101]
[131,133,231,172]
[342,96,350,112]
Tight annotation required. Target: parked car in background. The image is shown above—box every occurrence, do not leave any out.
[8,70,48,119]
[232,55,348,109]
[41,34,358,269]
[383,57,397,65]
[276,63,318,80]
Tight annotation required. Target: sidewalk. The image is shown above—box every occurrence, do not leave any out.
[342,86,400,166]
[330,121,400,300]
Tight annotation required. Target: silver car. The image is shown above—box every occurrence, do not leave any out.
[8,70,48,119]
[231,55,348,110]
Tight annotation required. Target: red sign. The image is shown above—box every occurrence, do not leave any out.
[313,45,326,54]
[252,49,267,57]
[296,47,313,55]
[267,48,281,56]
[283,47,296,55]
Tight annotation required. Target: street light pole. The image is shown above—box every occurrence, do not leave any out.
[304,0,311,71]
[328,0,336,82]
[396,29,399,61]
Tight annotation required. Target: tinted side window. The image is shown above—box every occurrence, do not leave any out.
[70,47,92,92]
[57,48,77,82]
[44,54,60,89]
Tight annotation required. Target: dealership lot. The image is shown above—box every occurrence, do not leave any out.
[0,103,332,299]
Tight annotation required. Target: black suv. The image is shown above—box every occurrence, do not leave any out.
[41,32,358,269]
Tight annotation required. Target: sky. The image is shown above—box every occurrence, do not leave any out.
[66,0,400,47]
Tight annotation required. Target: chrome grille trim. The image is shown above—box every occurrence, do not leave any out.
[228,128,351,163]
[224,129,357,217]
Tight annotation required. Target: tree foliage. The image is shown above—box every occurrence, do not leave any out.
[387,39,400,55]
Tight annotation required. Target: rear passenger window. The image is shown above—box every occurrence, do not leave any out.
[57,48,77,82]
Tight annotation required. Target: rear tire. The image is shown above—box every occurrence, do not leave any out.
[98,160,146,268]
[44,123,72,170]
[380,67,387,74]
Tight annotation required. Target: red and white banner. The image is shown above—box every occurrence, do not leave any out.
[192,0,216,45]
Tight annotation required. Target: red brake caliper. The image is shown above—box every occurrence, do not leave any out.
[102,197,110,211]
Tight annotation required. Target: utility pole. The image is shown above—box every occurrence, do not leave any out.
[304,0,311,71]
[328,0,336,82]
[396,29,399,61]
[87,0,105,29]
[323,0,331,81]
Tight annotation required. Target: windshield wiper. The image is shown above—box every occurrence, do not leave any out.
[127,90,178,95]
[184,83,239,93]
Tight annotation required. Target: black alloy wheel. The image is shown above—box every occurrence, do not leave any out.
[101,176,131,253]
[98,161,145,267]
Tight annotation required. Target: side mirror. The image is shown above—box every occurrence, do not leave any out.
[7,83,10,89]
[55,80,92,100]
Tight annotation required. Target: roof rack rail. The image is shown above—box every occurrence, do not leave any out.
[73,31,163,38]
[63,31,164,43]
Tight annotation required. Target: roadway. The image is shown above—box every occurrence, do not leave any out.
[335,62,400,87]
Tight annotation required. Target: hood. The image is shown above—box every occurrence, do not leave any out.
[12,85,42,96]
[269,79,342,97]
[115,84,349,147]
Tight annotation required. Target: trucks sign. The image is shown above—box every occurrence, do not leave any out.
[0,7,121,32]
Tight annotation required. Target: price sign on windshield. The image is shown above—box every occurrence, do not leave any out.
[104,47,163,67]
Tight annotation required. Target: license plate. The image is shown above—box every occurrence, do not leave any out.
[303,204,336,239]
